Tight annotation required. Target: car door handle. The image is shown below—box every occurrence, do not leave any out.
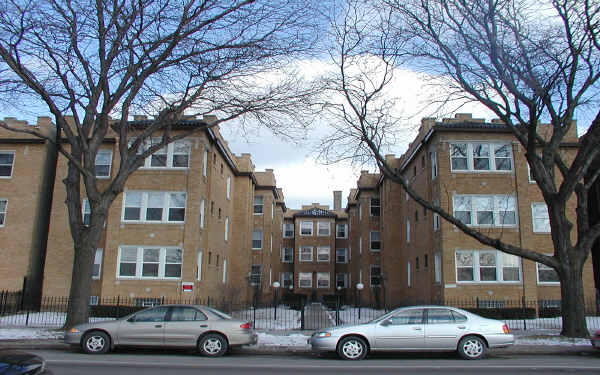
[154,325,162,328]
[199,325,208,328]
[457,326,466,329]
[412,327,422,330]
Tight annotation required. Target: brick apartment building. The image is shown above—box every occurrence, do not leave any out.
[0,113,596,308]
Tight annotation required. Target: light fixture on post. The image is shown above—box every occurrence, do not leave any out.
[356,283,364,321]
[272,281,280,320]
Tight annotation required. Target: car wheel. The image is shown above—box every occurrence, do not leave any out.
[82,331,110,354]
[198,333,228,357]
[457,335,486,360]
[337,336,368,360]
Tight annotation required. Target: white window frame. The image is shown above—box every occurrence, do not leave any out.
[281,272,293,288]
[122,191,186,223]
[433,200,440,231]
[531,203,550,233]
[92,248,103,279]
[226,176,231,200]
[317,246,330,262]
[317,221,330,236]
[224,217,229,241]
[406,219,411,243]
[222,259,227,283]
[527,164,536,183]
[455,250,522,283]
[139,139,191,169]
[407,261,411,287]
[82,198,91,226]
[252,229,262,250]
[202,149,208,176]
[283,223,294,238]
[370,198,380,216]
[95,149,113,178]
[316,272,330,288]
[281,247,293,263]
[336,223,347,238]
[452,194,517,227]
[117,246,183,280]
[0,198,6,226]
[336,248,348,263]
[0,151,15,178]
[335,273,349,288]
[253,196,264,215]
[536,259,560,285]
[299,246,313,262]
[370,231,381,251]
[434,252,441,283]
[300,221,313,236]
[200,199,205,228]
[430,151,438,179]
[299,272,312,288]
[449,142,513,172]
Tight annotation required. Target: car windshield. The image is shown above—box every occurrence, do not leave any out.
[204,307,232,320]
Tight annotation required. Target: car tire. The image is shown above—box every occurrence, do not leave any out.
[198,333,228,357]
[337,336,368,360]
[82,331,110,354]
[457,335,486,360]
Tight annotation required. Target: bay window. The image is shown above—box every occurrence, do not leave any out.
[455,250,521,283]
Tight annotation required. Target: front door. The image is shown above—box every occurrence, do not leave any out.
[117,306,169,346]
[163,306,210,347]
[374,308,425,349]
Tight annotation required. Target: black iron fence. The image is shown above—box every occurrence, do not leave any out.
[1,290,599,332]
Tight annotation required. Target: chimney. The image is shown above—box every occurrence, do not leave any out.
[333,190,342,211]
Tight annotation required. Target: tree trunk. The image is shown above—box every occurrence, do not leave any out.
[559,259,589,337]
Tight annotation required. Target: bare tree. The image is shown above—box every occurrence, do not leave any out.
[0,0,323,328]
[320,0,600,337]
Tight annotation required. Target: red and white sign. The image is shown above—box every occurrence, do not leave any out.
[182,282,194,292]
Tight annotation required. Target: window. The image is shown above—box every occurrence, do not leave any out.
[283,223,294,238]
[415,210,418,222]
[336,224,347,238]
[250,265,261,285]
[92,249,103,279]
[430,151,438,179]
[528,164,536,183]
[199,199,205,228]
[317,247,330,262]
[95,150,112,177]
[300,221,313,236]
[370,265,381,286]
[138,139,190,169]
[226,176,231,200]
[537,261,559,284]
[336,273,348,288]
[281,247,293,263]
[117,246,182,279]
[424,254,428,268]
[317,272,330,288]
[0,151,15,177]
[224,217,229,241]
[211,201,214,216]
[281,272,293,288]
[453,195,517,227]
[122,191,186,223]
[218,208,221,219]
[455,250,521,283]
[253,196,264,214]
[434,253,441,283]
[370,198,380,216]
[202,149,208,176]
[317,221,330,236]
[299,246,313,262]
[406,219,411,243]
[532,203,550,233]
[171,307,207,322]
[82,199,91,226]
[336,248,348,263]
[252,229,262,249]
[407,261,411,287]
[299,272,312,288]
[450,142,512,172]
[197,251,203,281]
[433,200,440,231]
[388,309,423,325]
[0,199,6,226]
[89,296,99,306]
[222,259,227,283]
[370,231,381,251]
[416,257,419,270]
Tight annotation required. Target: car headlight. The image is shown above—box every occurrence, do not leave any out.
[315,332,332,338]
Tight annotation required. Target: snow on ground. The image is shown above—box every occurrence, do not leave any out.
[0,328,64,340]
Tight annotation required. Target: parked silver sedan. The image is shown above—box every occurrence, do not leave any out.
[65,304,257,356]
[309,305,514,360]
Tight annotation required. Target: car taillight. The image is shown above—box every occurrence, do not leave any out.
[240,322,251,329]
[502,324,509,334]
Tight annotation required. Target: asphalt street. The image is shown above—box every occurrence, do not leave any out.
[32,348,600,375]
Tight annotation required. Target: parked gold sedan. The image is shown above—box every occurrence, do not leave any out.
[65,304,257,356]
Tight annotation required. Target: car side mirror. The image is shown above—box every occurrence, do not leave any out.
[380,319,392,327]
[127,317,136,323]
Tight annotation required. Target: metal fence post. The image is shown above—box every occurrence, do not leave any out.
[300,300,305,330]
[521,295,527,331]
